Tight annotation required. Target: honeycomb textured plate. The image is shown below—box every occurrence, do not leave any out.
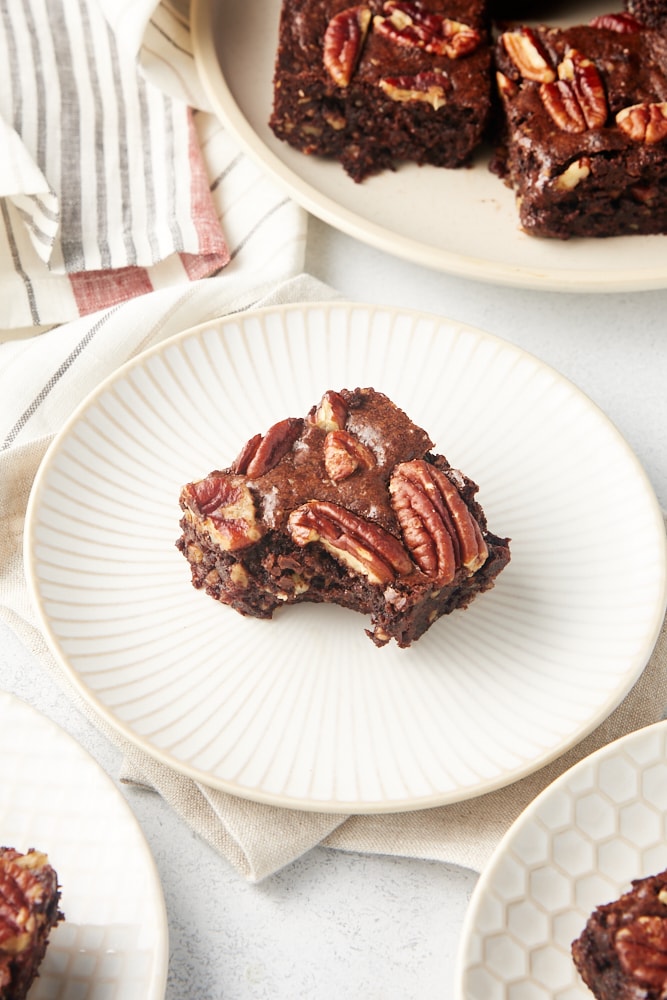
[0,691,168,1000]
[24,302,667,812]
[457,719,667,999]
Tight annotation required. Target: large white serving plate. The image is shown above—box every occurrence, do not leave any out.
[24,302,667,812]
[456,718,667,999]
[191,0,667,292]
[0,691,168,1000]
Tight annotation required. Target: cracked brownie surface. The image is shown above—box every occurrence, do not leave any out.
[177,388,510,648]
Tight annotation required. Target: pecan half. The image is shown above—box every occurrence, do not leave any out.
[324,429,376,481]
[501,28,555,83]
[496,70,519,100]
[615,916,667,987]
[288,500,413,585]
[589,12,643,33]
[389,460,488,585]
[323,6,371,87]
[374,1,481,59]
[540,50,607,133]
[181,475,262,551]
[231,417,303,477]
[308,390,348,431]
[540,79,587,132]
[557,49,608,128]
[379,71,450,109]
[617,102,667,143]
[553,156,591,191]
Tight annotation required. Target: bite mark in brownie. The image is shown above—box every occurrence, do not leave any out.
[0,848,63,1000]
[269,0,493,181]
[493,18,667,238]
[572,868,667,999]
[177,388,510,648]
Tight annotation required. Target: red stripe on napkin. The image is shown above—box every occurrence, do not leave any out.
[70,266,154,316]
[187,110,230,266]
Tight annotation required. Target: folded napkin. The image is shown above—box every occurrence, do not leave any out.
[1,267,666,882]
[0,0,305,332]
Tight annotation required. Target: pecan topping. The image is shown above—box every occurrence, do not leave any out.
[308,390,348,432]
[615,916,667,987]
[540,49,608,133]
[324,429,376,481]
[0,851,53,954]
[288,500,413,585]
[231,417,303,477]
[540,79,587,132]
[379,71,450,108]
[323,6,371,87]
[617,102,667,143]
[501,28,555,83]
[181,475,262,551]
[374,1,481,59]
[589,12,643,33]
[554,156,591,191]
[389,460,487,585]
[496,70,518,100]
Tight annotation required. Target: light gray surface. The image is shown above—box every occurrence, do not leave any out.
[2,217,666,998]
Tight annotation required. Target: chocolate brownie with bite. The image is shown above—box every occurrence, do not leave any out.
[177,388,510,648]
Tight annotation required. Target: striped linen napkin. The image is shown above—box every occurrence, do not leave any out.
[0,0,304,332]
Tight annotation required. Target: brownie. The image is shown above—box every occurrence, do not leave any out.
[626,0,667,27]
[493,18,667,238]
[0,848,63,1000]
[269,0,493,181]
[572,869,667,999]
[177,388,510,648]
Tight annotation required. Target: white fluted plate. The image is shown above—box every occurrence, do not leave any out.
[456,718,667,999]
[24,303,667,812]
[0,691,168,1000]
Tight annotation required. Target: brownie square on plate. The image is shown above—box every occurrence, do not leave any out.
[494,18,667,238]
[269,0,492,181]
[572,868,667,999]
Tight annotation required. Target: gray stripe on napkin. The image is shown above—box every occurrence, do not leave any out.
[1,306,122,450]
[0,202,39,327]
[47,1,84,269]
[79,0,112,269]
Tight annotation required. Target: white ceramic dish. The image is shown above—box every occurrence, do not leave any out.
[191,0,667,292]
[456,718,667,999]
[0,691,168,1000]
[24,302,667,812]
